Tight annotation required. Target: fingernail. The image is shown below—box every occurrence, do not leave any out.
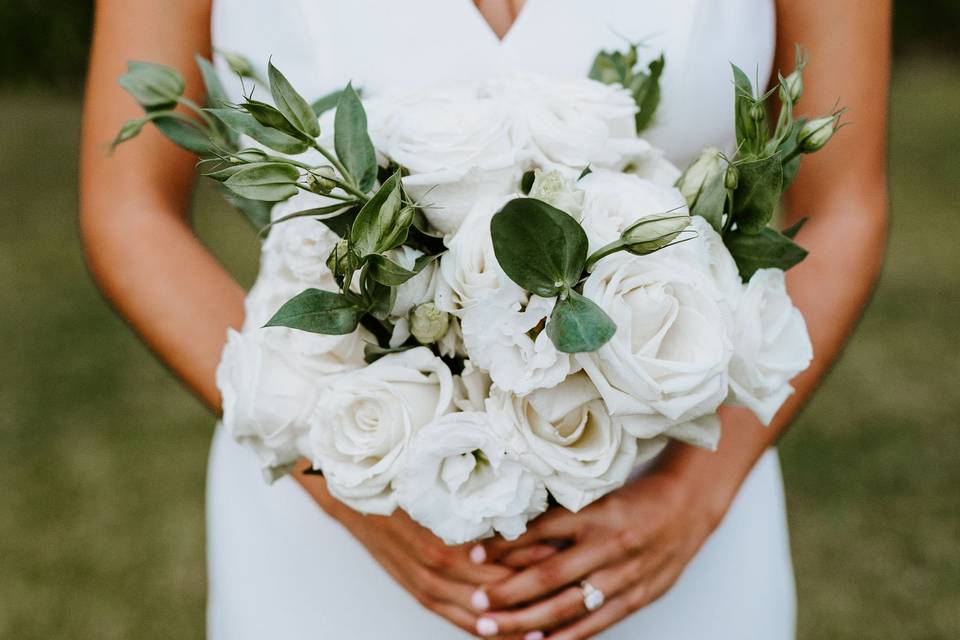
[469,544,487,564]
[471,589,490,611]
[524,632,545,640]
[476,617,498,637]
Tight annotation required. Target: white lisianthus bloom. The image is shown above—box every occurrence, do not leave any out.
[578,169,688,253]
[453,362,492,412]
[728,269,813,425]
[216,329,320,476]
[461,296,571,396]
[305,348,453,515]
[396,411,548,544]
[528,170,585,220]
[373,86,518,235]
[576,251,732,448]
[435,196,526,313]
[484,74,644,170]
[488,374,661,512]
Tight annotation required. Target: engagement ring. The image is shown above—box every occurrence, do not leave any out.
[580,581,605,612]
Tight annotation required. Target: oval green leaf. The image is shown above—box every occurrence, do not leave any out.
[335,83,378,192]
[547,291,617,353]
[264,289,361,335]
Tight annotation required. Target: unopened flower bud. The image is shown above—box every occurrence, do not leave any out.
[749,102,766,123]
[307,166,338,194]
[677,147,724,207]
[798,114,841,153]
[725,165,740,190]
[326,238,355,278]
[409,303,450,344]
[621,214,691,256]
[779,70,803,104]
[529,170,585,219]
[220,51,256,79]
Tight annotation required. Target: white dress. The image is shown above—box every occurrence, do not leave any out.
[206,1,796,638]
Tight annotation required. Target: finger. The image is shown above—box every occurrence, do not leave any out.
[499,544,559,569]
[548,559,681,640]
[484,510,579,561]
[429,600,481,637]
[411,563,499,614]
[476,553,652,636]
[484,543,616,609]
[421,542,515,584]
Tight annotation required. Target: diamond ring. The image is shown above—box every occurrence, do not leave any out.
[579,580,605,612]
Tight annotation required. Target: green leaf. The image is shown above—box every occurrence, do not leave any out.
[520,170,536,195]
[351,172,405,257]
[724,227,808,280]
[632,55,664,132]
[359,267,396,320]
[268,61,321,138]
[223,163,300,201]
[731,64,756,154]
[220,187,274,231]
[208,108,308,154]
[490,198,588,297]
[264,289,361,335]
[151,115,212,154]
[243,100,306,140]
[118,61,185,110]
[335,82,378,192]
[204,161,273,182]
[195,54,237,148]
[547,291,617,353]
[311,89,344,116]
[732,154,783,234]
[782,216,808,239]
[366,253,439,287]
[690,169,727,232]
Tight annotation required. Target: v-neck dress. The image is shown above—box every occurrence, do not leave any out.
[206,1,795,638]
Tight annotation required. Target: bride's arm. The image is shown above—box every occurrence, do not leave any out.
[466,1,891,637]
[80,2,512,635]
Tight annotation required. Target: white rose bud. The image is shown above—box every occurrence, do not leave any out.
[409,303,450,344]
[779,69,804,104]
[677,147,724,207]
[621,214,691,256]
[798,113,842,153]
[529,170,585,219]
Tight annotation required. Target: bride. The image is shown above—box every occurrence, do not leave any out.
[79,0,890,637]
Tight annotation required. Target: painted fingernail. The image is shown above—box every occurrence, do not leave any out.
[471,589,490,611]
[524,632,545,640]
[469,544,487,564]
[476,617,498,637]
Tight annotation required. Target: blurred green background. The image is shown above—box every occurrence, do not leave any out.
[1,4,958,639]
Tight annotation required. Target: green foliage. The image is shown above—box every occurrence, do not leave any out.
[264,288,361,334]
[724,226,809,280]
[267,61,321,138]
[350,172,408,257]
[490,198,588,297]
[547,291,617,353]
[731,154,784,234]
[118,61,184,110]
[207,108,308,154]
[690,169,727,231]
[334,83,378,191]
[589,44,664,133]
[366,253,438,287]
[222,163,300,201]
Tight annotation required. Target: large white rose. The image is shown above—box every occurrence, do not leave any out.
[483,74,647,170]
[461,296,571,395]
[576,251,732,448]
[578,169,688,253]
[728,268,813,425]
[435,195,526,313]
[396,411,548,544]
[216,328,320,476]
[373,86,519,235]
[305,348,453,515]
[488,374,660,512]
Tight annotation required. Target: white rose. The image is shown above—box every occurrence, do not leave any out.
[461,296,571,396]
[374,86,518,235]
[728,269,813,425]
[528,169,585,219]
[484,73,645,170]
[579,169,688,253]
[216,328,318,475]
[305,348,453,515]
[260,211,340,285]
[396,411,548,544]
[576,251,732,448]
[435,196,526,313]
[488,374,662,512]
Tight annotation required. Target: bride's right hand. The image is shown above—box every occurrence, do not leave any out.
[296,466,524,637]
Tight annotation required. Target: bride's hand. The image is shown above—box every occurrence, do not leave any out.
[296,467,525,637]
[469,466,735,639]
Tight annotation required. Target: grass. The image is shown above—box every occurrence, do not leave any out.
[1,57,958,638]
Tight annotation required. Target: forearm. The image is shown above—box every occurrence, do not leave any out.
[659,198,888,522]
[80,206,246,411]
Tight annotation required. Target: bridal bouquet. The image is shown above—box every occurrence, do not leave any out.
[115,45,839,544]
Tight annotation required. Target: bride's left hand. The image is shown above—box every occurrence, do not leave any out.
[470,468,733,639]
